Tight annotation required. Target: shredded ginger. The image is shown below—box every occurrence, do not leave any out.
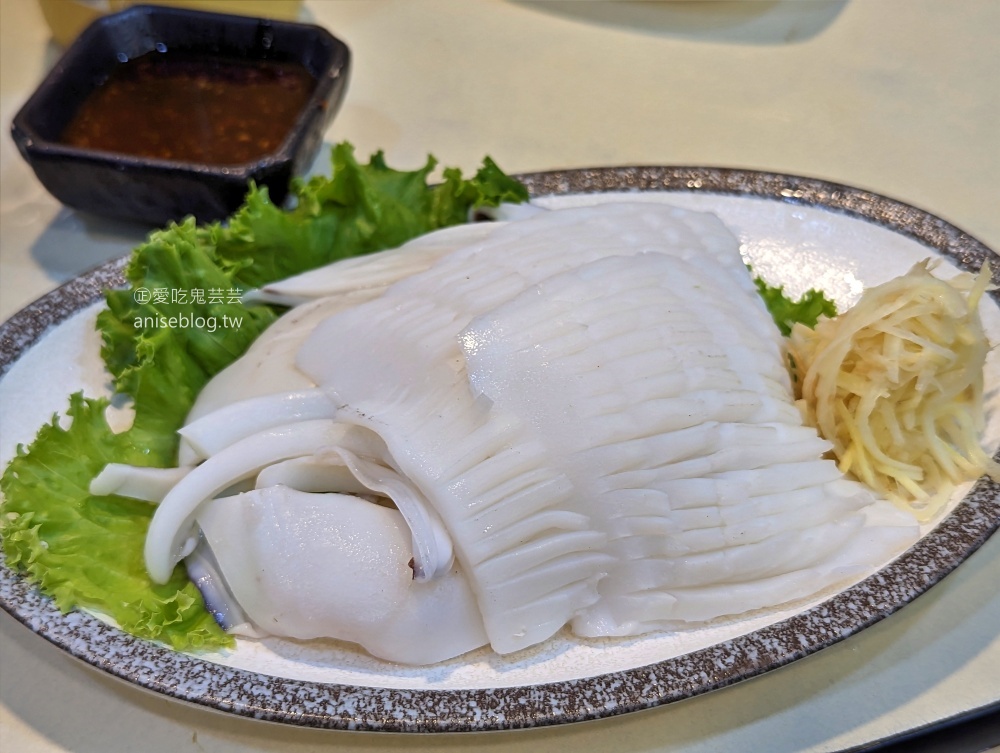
[789,259,999,522]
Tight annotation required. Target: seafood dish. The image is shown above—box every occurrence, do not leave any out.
[91,202,925,664]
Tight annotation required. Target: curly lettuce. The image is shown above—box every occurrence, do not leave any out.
[753,274,837,336]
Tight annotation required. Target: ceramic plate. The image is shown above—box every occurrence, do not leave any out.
[1,167,998,732]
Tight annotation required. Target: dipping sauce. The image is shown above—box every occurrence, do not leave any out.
[59,52,316,165]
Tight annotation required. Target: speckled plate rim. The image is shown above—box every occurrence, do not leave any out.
[1,166,998,733]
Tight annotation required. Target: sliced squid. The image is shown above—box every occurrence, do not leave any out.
[146,419,454,585]
[114,201,923,664]
[179,389,335,460]
[180,290,377,445]
[90,464,192,503]
[195,486,487,664]
[243,221,500,307]
[255,455,379,496]
[179,220,510,463]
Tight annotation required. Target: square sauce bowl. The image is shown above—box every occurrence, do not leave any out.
[11,3,350,225]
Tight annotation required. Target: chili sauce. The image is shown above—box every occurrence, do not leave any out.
[59,51,316,165]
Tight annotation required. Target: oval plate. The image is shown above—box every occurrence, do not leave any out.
[1,167,998,732]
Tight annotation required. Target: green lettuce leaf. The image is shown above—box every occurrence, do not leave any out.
[0,394,228,650]
[753,274,838,336]
[0,143,527,651]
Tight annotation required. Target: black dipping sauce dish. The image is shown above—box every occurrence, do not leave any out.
[11,4,350,226]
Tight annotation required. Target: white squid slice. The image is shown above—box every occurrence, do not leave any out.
[147,418,454,586]
[196,486,487,664]
[253,450,453,580]
[330,446,454,579]
[575,500,917,634]
[468,201,548,223]
[181,222,507,460]
[244,221,499,307]
[255,455,376,496]
[457,248,916,638]
[179,389,336,460]
[89,464,192,503]
[181,293,368,443]
[146,420,352,583]
[185,541,262,637]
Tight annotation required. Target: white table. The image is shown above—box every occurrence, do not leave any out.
[1,2,998,751]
